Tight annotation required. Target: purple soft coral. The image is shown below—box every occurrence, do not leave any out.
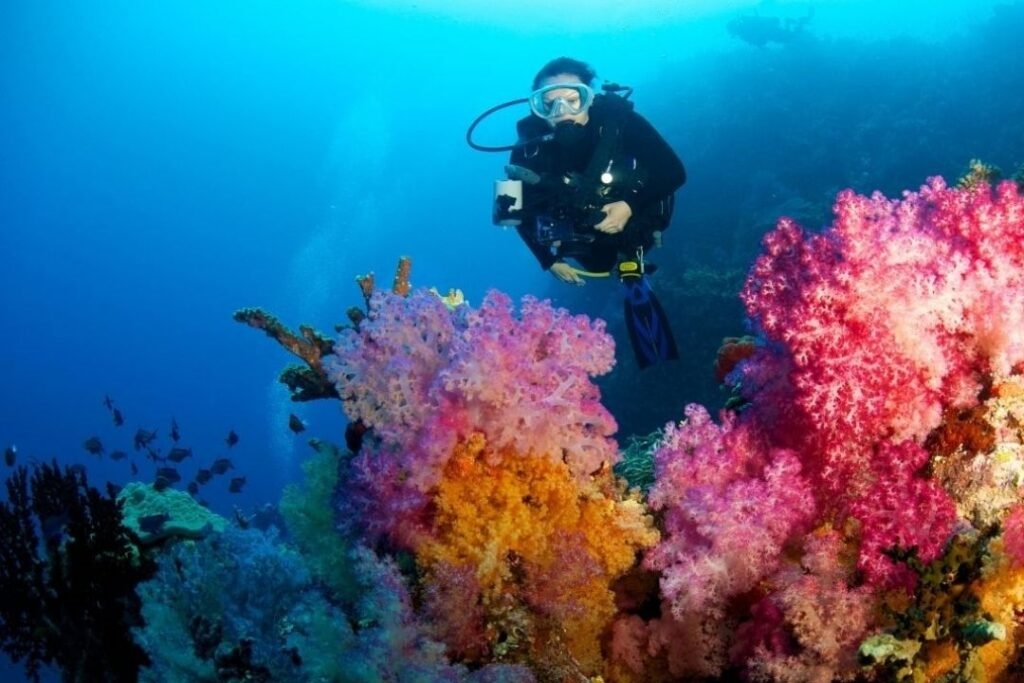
[325,288,618,548]
[645,405,816,619]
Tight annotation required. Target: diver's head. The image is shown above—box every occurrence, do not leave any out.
[528,57,596,127]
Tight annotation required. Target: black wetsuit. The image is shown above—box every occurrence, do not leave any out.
[509,94,686,273]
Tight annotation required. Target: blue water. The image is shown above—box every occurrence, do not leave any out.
[1,1,1021,680]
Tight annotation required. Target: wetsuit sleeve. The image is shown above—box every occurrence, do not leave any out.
[622,111,686,212]
[509,145,559,271]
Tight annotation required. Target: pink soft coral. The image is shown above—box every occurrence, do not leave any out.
[1000,503,1024,568]
[325,288,618,546]
[441,292,618,476]
[845,440,957,588]
[739,179,1024,498]
[641,405,816,676]
[741,531,876,683]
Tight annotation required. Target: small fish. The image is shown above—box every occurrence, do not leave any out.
[112,408,124,427]
[225,429,239,448]
[155,466,181,484]
[153,476,171,492]
[82,436,104,456]
[288,414,306,434]
[68,463,88,477]
[187,481,199,496]
[4,445,16,467]
[195,468,213,485]
[137,513,170,534]
[134,428,157,451]
[103,395,115,411]
[170,418,180,443]
[210,458,234,475]
[131,461,139,476]
[166,447,192,463]
[109,450,128,461]
[228,476,246,493]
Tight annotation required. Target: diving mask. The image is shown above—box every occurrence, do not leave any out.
[528,82,595,120]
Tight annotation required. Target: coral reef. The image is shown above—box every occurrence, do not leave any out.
[6,173,1015,683]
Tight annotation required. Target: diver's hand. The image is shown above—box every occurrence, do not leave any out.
[593,201,632,234]
[550,261,585,285]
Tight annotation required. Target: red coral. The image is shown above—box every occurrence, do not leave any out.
[740,179,1024,499]
[846,442,957,589]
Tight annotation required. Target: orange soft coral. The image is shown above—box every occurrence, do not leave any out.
[972,541,1024,678]
[416,432,658,677]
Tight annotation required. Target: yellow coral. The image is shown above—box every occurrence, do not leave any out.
[417,432,658,677]
[972,540,1024,678]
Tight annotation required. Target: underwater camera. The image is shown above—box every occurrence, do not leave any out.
[534,203,606,247]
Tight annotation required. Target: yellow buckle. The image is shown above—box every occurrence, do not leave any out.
[618,260,642,279]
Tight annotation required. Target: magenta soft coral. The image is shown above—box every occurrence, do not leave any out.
[739,178,1024,496]
[846,440,957,589]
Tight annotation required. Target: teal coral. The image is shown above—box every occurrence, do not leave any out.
[279,438,359,601]
[614,429,661,492]
[118,481,226,544]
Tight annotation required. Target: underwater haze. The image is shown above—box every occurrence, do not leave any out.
[2,0,1023,681]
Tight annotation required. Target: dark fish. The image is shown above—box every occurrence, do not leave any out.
[225,429,239,448]
[228,476,246,493]
[210,458,234,475]
[134,428,157,451]
[155,466,181,484]
[153,476,171,492]
[137,513,170,534]
[82,436,104,456]
[187,481,199,496]
[170,418,180,443]
[195,468,213,485]
[103,395,115,410]
[166,447,192,463]
[288,414,306,434]
[109,450,128,461]
[68,463,88,477]
[112,408,124,427]
[4,445,15,467]
[131,461,139,476]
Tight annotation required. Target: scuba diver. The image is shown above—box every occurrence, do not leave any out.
[466,56,687,368]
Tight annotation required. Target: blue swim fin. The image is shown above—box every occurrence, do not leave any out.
[620,273,679,369]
